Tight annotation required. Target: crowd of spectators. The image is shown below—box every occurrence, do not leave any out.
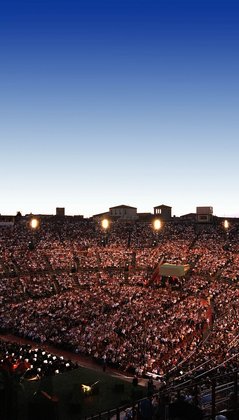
[0,216,238,389]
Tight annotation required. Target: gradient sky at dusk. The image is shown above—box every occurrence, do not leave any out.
[1,0,239,217]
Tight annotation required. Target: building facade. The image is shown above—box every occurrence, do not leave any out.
[109,205,138,220]
[154,205,172,220]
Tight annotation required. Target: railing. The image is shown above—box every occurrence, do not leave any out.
[84,371,239,420]
[84,400,140,420]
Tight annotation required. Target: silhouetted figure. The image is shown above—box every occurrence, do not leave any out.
[169,395,203,420]
[132,375,138,387]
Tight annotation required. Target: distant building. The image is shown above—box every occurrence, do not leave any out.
[154,204,172,220]
[196,206,213,223]
[91,211,110,221]
[0,215,14,227]
[180,213,197,222]
[137,212,153,222]
[56,207,65,216]
[109,205,138,220]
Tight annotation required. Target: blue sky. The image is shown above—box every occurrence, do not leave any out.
[0,0,238,217]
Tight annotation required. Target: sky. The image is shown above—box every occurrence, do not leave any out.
[0,0,239,218]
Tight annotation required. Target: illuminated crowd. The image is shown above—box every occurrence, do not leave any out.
[0,216,239,384]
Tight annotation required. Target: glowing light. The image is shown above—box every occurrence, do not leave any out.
[101,218,109,230]
[223,219,229,230]
[27,375,40,381]
[153,219,161,231]
[81,384,91,393]
[30,218,39,230]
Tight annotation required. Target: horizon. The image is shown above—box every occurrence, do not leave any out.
[1,202,238,219]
